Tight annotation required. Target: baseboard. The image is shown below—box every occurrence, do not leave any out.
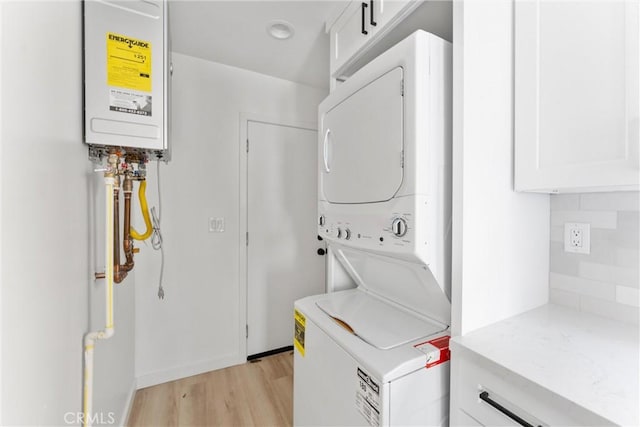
[135,354,242,389]
[120,379,137,427]
[247,345,293,361]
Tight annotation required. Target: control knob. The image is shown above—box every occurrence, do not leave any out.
[391,218,408,237]
[334,228,342,239]
[344,229,352,240]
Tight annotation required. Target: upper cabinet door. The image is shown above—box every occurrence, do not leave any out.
[373,0,412,30]
[515,0,639,193]
[331,1,368,78]
[321,67,404,204]
[329,0,417,80]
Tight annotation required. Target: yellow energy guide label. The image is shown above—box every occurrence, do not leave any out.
[106,33,152,92]
[294,309,306,356]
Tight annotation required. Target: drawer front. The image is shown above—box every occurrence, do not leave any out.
[452,349,612,426]
[455,409,483,427]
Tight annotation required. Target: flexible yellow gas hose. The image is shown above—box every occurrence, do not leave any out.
[131,180,153,241]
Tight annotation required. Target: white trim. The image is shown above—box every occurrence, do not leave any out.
[450,0,463,339]
[0,2,4,422]
[238,112,317,360]
[120,379,137,427]
[135,354,242,389]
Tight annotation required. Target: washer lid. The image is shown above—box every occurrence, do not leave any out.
[316,289,447,350]
[333,247,451,327]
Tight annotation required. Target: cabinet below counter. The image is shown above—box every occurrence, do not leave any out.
[450,304,639,426]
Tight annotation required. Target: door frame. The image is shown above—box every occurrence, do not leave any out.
[238,112,318,359]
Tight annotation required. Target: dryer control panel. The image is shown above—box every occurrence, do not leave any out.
[318,196,435,264]
[320,212,412,245]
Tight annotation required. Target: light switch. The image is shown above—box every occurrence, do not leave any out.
[209,217,225,233]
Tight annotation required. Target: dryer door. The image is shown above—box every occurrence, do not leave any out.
[321,67,404,204]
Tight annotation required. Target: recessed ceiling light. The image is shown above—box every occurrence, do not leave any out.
[267,20,295,40]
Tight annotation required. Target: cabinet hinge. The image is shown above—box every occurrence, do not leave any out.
[246,232,249,246]
[246,139,249,152]
[401,149,405,168]
[401,80,404,96]
[246,324,249,338]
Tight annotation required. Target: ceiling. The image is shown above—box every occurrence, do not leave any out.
[169,1,349,89]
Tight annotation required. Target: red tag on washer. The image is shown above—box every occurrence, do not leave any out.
[414,335,451,368]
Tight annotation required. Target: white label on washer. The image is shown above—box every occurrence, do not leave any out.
[355,367,380,427]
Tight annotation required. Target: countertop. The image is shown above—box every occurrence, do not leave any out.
[450,304,639,426]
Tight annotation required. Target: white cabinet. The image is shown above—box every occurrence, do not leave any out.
[330,1,368,77]
[450,346,611,427]
[515,0,640,193]
[449,304,639,427]
[329,0,417,79]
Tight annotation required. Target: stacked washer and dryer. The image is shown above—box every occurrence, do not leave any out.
[293,31,452,426]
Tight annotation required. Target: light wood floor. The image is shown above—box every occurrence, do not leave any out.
[128,351,294,427]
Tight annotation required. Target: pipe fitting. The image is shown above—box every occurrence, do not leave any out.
[123,174,134,193]
[105,154,119,178]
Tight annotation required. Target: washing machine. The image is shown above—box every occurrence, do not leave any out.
[293,30,453,426]
[293,260,451,426]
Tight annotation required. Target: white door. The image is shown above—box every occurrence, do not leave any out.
[247,120,326,357]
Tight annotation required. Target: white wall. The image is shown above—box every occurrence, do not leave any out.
[134,53,327,387]
[451,0,550,337]
[549,192,639,324]
[0,1,135,425]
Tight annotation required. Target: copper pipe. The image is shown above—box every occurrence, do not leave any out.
[113,184,128,283]
[114,173,138,282]
[122,174,135,273]
[95,161,141,283]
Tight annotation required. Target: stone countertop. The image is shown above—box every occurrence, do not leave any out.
[451,303,639,426]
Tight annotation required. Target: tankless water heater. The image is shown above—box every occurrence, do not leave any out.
[84,0,170,160]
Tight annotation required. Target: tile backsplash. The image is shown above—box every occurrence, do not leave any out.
[550,192,639,324]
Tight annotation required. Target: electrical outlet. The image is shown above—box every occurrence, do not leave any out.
[564,223,590,254]
[570,228,583,247]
